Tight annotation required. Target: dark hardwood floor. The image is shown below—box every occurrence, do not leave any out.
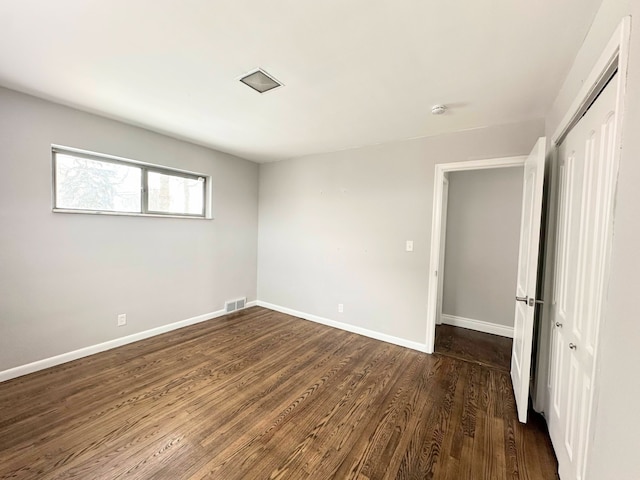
[435,324,513,372]
[0,307,558,479]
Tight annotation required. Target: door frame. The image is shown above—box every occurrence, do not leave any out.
[435,174,449,326]
[536,15,631,477]
[425,156,526,353]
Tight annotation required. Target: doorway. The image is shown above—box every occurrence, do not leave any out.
[434,166,524,372]
[425,155,526,356]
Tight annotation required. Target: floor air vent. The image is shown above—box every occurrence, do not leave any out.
[225,297,247,313]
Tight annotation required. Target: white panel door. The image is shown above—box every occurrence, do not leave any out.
[548,75,618,480]
[511,137,546,423]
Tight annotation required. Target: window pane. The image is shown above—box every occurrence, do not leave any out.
[55,154,142,212]
[147,171,204,215]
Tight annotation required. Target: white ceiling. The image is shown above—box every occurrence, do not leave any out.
[0,0,602,162]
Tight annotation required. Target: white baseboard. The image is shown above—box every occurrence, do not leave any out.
[440,314,514,338]
[0,301,257,383]
[256,301,429,353]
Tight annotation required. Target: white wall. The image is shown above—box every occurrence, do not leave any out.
[442,167,523,328]
[544,3,640,478]
[257,120,543,347]
[0,87,259,372]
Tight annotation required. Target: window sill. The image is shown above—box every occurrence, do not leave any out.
[52,209,213,220]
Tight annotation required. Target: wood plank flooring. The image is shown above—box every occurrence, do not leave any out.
[435,324,513,372]
[0,307,558,479]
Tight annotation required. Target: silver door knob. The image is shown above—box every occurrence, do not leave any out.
[516,296,528,303]
[569,343,577,350]
[555,322,563,328]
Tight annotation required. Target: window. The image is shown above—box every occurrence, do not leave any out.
[52,146,209,218]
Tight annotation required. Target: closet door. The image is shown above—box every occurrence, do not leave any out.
[548,74,618,480]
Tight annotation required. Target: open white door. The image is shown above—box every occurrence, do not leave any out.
[511,137,546,423]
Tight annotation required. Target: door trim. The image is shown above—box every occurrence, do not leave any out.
[552,17,631,145]
[435,175,449,326]
[425,155,526,353]
[541,16,631,479]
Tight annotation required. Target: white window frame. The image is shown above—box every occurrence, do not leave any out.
[51,145,212,219]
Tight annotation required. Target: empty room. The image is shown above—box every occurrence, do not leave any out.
[1,1,639,479]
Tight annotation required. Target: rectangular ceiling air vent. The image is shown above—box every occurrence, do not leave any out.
[239,68,283,94]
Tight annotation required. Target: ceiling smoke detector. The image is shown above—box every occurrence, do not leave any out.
[239,68,283,94]
[431,104,447,115]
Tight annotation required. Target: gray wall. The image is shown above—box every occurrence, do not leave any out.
[257,119,543,345]
[543,2,640,478]
[0,87,259,371]
[442,167,523,327]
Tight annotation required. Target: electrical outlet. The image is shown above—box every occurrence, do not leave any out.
[338,303,344,313]
[117,314,127,326]
[406,240,414,252]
